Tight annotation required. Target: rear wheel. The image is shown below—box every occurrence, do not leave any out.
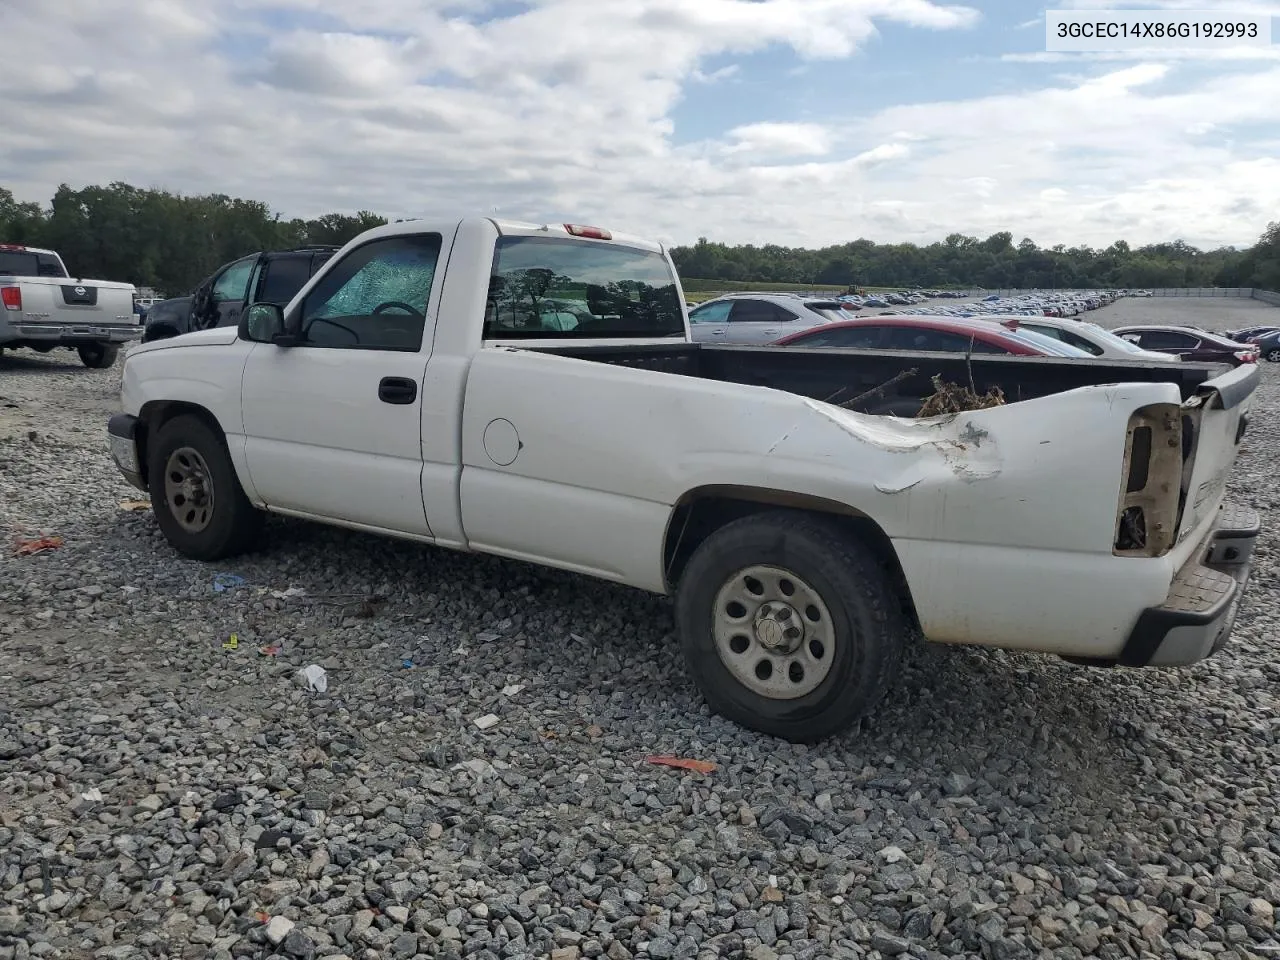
[77,343,119,368]
[148,414,262,560]
[675,510,906,742]
[1266,348,1280,363]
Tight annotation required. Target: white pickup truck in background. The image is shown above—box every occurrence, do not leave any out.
[0,243,139,368]
[107,218,1260,742]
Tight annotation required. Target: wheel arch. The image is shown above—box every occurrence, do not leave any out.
[661,485,920,632]
[136,400,230,489]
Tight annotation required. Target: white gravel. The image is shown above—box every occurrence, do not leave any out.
[2,300,1280,960]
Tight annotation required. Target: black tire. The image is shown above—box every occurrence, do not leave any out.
[675,510,905,743]
[78,343,119,368]
[148,414,263,561]
[1267,348,1280,363]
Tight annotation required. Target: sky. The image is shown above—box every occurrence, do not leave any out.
[3,0,1279,251]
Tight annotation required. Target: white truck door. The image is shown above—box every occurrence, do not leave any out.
[239,232,449,537]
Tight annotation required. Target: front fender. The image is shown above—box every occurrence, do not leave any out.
[120,341,260,503]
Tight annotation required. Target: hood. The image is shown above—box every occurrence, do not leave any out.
[127,325,240,356]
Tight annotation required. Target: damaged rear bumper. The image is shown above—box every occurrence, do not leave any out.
[1117,500,1259,667]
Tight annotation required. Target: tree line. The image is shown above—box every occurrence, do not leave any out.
[2,181,1278,295]
[0,182,387,297]
[668,225,1280,292]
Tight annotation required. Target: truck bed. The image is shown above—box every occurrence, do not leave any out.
[540,341,1242,414]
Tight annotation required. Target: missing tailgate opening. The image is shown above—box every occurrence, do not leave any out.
[1125,426,1152,492]
[1114,404,1182,557]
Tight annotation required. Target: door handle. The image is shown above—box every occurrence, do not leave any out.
[711,329,727,335]
[378,376,417,404]
[763,329,779,335]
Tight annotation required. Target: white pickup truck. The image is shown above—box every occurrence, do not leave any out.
[0,244,139,367]
[107,218,1260,741]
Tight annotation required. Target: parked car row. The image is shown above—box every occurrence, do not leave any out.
[876,290,1118,320]
[1222,325,1280,362]
[775,314,1180,363]
[687,287,1168,362]
[840,289,968,309]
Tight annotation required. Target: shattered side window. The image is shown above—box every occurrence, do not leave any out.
[299,234,442,351]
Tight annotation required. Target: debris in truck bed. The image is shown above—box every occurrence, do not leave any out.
[917,374,1007,417]
[829,367,919,411]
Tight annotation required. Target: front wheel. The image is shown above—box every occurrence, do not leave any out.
[148,414,263,561]
[77,343,119,368]
[675,510,906,743]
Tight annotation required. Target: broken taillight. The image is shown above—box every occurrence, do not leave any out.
[0,286,20,311]
[1114,403,1183,557]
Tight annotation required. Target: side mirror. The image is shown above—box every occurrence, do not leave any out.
[242,303,298,346]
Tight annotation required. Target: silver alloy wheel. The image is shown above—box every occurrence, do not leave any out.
[1268,348,1280,363]
[163,446,215,533]
[712,564,837,700]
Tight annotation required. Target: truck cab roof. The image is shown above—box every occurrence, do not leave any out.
[360,218,667,255]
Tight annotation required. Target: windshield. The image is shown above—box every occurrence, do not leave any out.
[1080,322,1147,353]
[808,306,849,322]
[1005,328,1092,357]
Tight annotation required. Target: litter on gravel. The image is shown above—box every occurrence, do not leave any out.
[645,755,717,775]
[296,664,328,693]
[12,535,62,556]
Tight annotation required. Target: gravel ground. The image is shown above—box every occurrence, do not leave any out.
[2,299,1280,960]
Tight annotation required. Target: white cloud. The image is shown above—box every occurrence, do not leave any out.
[691,64,741,84]
[0,0,1276,253]
[723,122,833,157]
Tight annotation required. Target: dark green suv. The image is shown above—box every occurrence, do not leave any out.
[142,246,338,343]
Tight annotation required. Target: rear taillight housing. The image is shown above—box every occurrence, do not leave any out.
[1114,403,1183,557]
[563,224,612,240]
[0,286,20,311]
[1234,349,1258,363]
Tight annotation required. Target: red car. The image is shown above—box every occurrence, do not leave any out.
[772,316,1090,357]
